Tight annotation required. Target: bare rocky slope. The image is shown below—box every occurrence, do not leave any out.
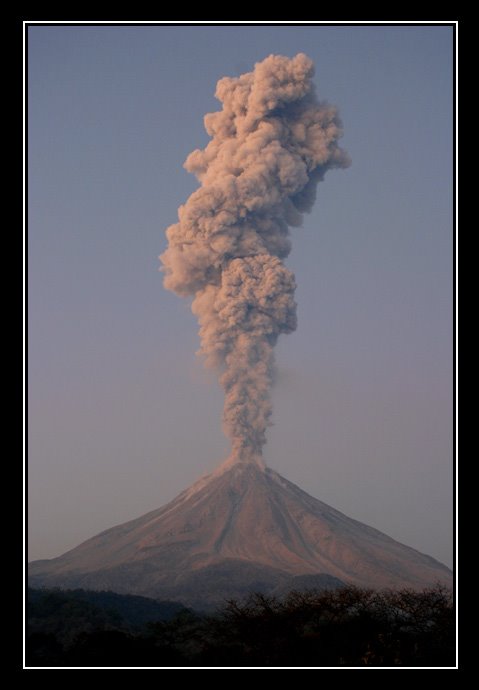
[29,462,452,608]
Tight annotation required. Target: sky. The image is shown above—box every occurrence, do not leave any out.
[28,23,454,568]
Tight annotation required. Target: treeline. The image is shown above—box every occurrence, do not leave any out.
[27,585,454,667]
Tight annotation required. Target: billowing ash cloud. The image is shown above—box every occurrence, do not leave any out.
[161,53,349,467]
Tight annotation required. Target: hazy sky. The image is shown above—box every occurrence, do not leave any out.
[28,23,454,567]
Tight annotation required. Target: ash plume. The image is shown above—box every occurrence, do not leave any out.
[161,53,349,467]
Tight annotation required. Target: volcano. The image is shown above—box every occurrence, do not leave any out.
[28,461,452,608]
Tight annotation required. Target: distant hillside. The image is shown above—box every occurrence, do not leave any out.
[28,588,188,640]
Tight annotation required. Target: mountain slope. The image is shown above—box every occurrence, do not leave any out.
[29,462,452,606]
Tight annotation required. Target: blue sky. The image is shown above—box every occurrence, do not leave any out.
[28,24,454,567]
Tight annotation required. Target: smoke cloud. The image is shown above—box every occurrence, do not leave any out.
[161,53,349,467]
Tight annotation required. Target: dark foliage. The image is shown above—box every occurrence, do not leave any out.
[26,584,454,667]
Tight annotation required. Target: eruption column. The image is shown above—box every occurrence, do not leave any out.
[161,53,349,467]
